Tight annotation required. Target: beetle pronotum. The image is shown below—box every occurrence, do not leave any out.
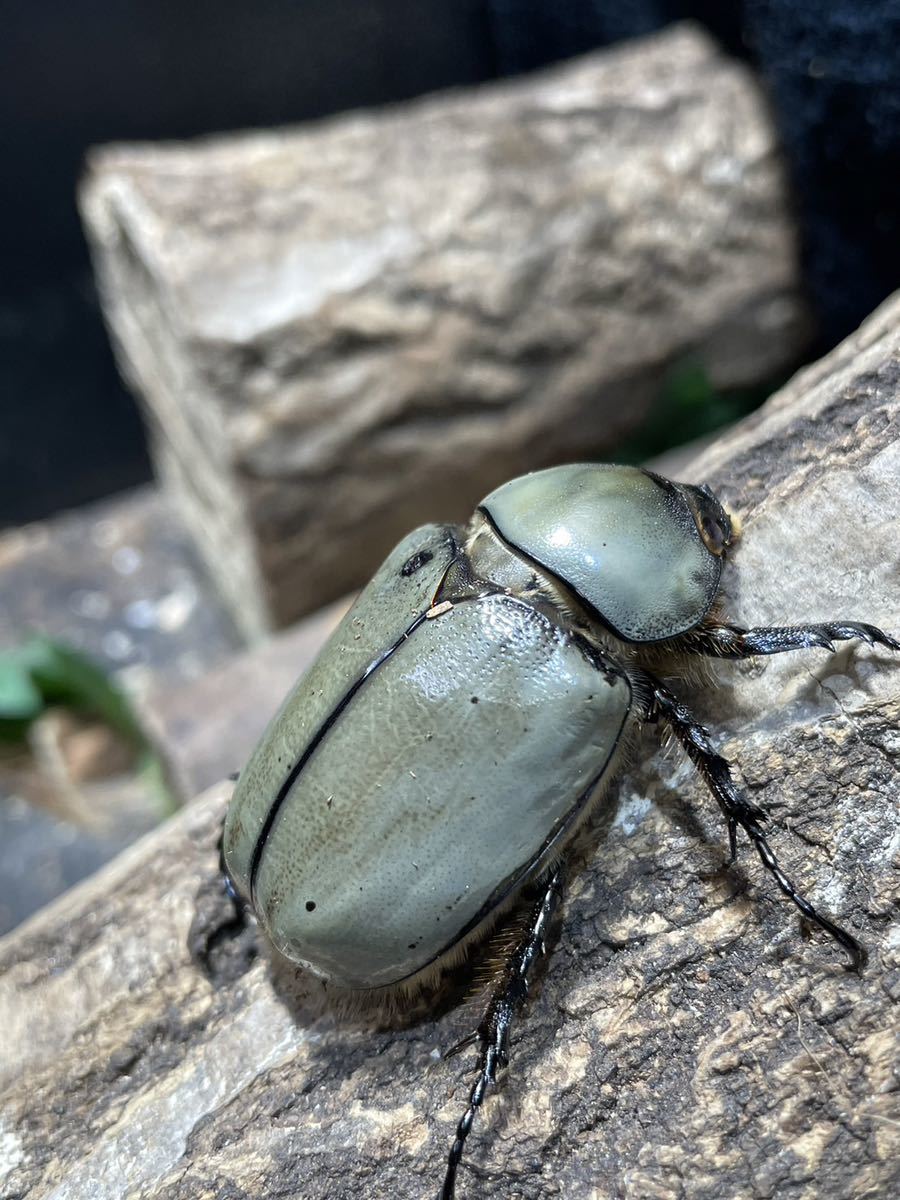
[220,463,897,1198]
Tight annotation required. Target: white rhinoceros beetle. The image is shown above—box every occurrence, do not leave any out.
[221,463,897,1199]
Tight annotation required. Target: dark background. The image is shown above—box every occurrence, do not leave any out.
[2,0,898,526]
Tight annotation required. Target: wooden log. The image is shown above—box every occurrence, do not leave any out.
[2,293,898,1199]
[80,24,812,639]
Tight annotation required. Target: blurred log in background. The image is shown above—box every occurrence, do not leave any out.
[80,25,810,637]
[4,1,900,529]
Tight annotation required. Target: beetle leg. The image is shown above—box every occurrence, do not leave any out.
[188,816,257,983]
[217,818,248,921]
[440,863,565,1200]
[638,672,867,973]
[685,620,899,659]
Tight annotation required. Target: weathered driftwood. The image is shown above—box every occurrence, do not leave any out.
[2,294,899,1200]
[80,24,811,639]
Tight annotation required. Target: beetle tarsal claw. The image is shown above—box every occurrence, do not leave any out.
[727,817,739,863]
[443,1032,478,1061]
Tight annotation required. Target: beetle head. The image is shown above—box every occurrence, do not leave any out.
[476,464,734,644]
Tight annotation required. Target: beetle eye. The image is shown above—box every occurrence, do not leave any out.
[689,484,733,557]
[699,513,728,556]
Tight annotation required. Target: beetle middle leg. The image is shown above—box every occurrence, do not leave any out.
[440,862,565,1200]
[188,813,256,984]
[684,619,899,659]
[638,671,867,972]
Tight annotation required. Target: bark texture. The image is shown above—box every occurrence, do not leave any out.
[80,24,811,638]
[2,296,899,1200]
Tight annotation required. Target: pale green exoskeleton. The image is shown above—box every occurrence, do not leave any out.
[220,463,898,1200]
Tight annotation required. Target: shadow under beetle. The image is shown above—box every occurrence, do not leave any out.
[220,463,898,1199]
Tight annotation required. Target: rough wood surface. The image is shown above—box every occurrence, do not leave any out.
[80,24,811,638]
[2,295,899,1200]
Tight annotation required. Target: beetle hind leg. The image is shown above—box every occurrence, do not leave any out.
[685,619,899,659]
[639,672,866,972]
[439,864,565,1200]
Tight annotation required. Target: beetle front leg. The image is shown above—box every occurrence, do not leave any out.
[638,672,867,972]
[684,619,899,659]
[189,815,256,982]
[440,863,565,1200]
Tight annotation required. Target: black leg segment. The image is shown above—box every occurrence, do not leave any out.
[639,672,866,972]
[218,818,248,920]
[440,863,565,1200]
[686,620,899,659]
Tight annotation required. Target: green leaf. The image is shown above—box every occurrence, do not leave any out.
[137,748,179,817]
[0,659,43,721]
[0,635,180,814]
[616,356,789,465]
[664,361,715,412]
[12,636,143,744]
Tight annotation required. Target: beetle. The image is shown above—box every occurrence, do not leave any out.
[220,462,898,1199]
